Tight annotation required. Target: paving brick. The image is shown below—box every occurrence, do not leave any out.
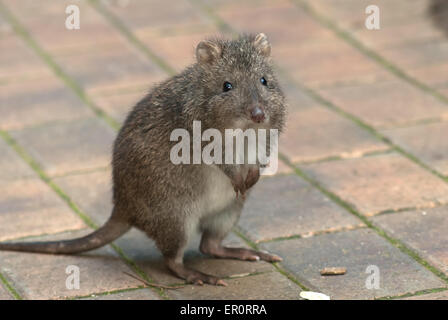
[0,77,93,130]
[306,1,448,81]
[0,138,36,182]
[277,38,393,88]
[82,288,160,300]
[368,0,430,23]
[382,122,448,176]
[168,271,299,300]
[310,0,430,30]
[302,153,448,216]
[400,290,448,300]
[309,0,369,27]
[279,79,318,105]
[263,228,446,299]
[3,0,123,53]
[4,0,166,93]
[379,41,448,71]
[281,103,389,163]
[116,229,274,286]
[4,0,168,95]
[317,81,448,128]
[53,42,166,93]
[53,169,113,226]
[208,0,392,88]
[441,87,448,97]
[275,80,375,164]
[0,283,13,300]
[372,206,448,276]
[10,118,116,177]
[304,0,448,90]
[279,81,388,165]
[0,31,52,84]
[0,178,86,241]
[0,229,142,299]
[407,62,448,87]
[240,174,363,243]
[104,0,210,33]
[216,0,334,47]
[136,27,220,72]
[353,18,447,49]
[90,89,144,124]
[275,159,292,175]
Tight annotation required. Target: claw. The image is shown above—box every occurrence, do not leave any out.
[196,279,204,286]
[246,255,260,261]
[245,167,260,190]
[216,279,228,287]
[231,173,246,199]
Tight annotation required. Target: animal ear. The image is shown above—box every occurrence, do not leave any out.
[196,40,222,64]
[253,33,271,57]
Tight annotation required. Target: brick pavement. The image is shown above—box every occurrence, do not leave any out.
[0,0,447,299]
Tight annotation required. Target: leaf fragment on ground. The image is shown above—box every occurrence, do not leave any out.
[320,267,347,275]
[300,291,331,300]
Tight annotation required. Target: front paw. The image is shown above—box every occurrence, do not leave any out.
[231,173,247,199]
[245,167,260,190]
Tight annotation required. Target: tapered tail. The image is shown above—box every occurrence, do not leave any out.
[0,213,131,254]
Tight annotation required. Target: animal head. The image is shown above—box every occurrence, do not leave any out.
[194,33,286,132]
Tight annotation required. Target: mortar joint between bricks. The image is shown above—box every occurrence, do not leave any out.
[290,0,448,106]
[182,0,448,288]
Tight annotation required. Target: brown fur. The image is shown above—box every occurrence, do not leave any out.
[0,34,287,285]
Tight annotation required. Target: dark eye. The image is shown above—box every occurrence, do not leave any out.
[260,77,267,86]
[223,81,233,92]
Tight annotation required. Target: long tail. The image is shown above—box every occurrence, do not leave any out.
[0,214,131,254]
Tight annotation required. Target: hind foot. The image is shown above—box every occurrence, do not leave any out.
[200,237,282,263]
[166,260,227,286]
[210,247,282,262]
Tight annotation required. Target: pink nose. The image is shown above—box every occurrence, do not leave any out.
[250,106,265,123]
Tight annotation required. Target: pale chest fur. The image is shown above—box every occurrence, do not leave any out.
[196,165,237,218]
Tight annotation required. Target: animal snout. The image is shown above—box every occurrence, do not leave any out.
[249,106,265,123]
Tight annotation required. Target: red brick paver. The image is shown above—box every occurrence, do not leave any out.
[373,206,448,276]
[303,153,448,216]
[0,0,448,300]
[263,228,446,299]
[0,230,144,300]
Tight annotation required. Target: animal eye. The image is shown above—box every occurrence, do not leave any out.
[223,81,233,92]
[260,77,268,86]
